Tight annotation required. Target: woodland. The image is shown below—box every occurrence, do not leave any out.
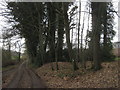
[1,1,119,88]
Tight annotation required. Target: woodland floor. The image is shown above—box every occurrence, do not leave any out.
[35,60,120,88]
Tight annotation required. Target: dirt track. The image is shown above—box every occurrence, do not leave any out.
[3,61,46,88]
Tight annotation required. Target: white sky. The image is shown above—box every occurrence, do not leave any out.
[71,0,119,45]
[0,0,119,52]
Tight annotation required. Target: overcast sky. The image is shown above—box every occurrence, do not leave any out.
[0,0,119,52]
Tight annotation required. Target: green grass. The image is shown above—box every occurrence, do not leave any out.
[0,67,2,71]
[12,55,19,61]
[2,65,16,71]
[114,57,120,61]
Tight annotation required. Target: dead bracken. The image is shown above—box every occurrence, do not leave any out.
[35,61,119,88]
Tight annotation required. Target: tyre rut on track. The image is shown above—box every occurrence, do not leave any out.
[5,60,46,88]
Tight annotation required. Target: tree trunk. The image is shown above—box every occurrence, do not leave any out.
[63,3,78,71]
[91,2,103,70]
[103,3,108,60]
[35,3,45,66]
[8,40,11,61]
[25,39,37,64]
[18,50,21,62]
[81,12,85,68]
[78,1,81,62]
[47,3,56,70]
[47,3,56,62]
[57,3,64,62]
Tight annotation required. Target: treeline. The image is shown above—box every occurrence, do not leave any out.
[2,48,20,67]
[3,1,116,71]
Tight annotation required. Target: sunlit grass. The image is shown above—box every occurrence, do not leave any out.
[2,65,16,71]
[114,57,120,61]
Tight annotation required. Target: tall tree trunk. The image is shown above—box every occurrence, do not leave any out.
[8,39,11,61]
[103,6,107,48]
[84,4,90,61]
[91,2,103,70]
[35,3,45,66]
[103,3,108,60]
[63,3,78,71]
[47,3,56,70]
[25,39,37,64]
[81,12,85,68]
[18,50,21,62]
[47,3,56,62]
[55,40,59,70]
[78,1,81,62]
[57,3,64,62]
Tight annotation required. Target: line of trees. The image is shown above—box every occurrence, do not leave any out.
[1,1,116,71]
